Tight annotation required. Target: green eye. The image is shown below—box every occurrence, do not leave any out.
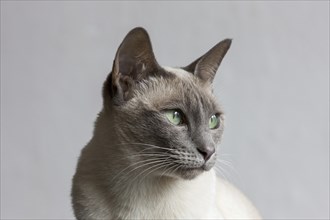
[209,114,220,129]
[165,110,183,125]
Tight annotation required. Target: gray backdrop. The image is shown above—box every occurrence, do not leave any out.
[1,1,329,219]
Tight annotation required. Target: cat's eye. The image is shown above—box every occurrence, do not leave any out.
[165,110,183,125]
[209,114,220,129]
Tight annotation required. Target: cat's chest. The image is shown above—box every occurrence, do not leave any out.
[118,170,224,219]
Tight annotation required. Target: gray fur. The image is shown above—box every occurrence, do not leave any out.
[72,27,233,219]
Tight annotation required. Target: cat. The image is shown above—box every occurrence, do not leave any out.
[71,27,261,219]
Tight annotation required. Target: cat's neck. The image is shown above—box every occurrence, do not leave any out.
[107,167,220,219]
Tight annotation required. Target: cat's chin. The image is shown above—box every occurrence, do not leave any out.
[164,167,205,180]
[180,168,204,180]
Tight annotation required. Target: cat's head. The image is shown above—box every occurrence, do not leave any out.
[101,27,231,180]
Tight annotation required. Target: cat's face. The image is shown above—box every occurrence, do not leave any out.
[102,28,231,180]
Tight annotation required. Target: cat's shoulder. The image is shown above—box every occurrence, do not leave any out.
[216,177,262,219]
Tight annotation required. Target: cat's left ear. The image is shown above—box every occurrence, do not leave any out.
[183,39,232,84]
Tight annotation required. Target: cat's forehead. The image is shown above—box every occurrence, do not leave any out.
[162,66,192,79]
[134,66,222,114]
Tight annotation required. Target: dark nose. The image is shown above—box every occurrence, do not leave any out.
[197,147,215,161]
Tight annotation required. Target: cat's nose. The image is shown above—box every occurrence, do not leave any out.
[197,146,215,161]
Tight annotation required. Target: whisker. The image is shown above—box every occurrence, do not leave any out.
[218,159,242,187]
[171,163,184,176]
[111,157,169,182]
[123,159,169,178]
[132,161,173,183]
[139,161,174,181]
[218,158,235,171]
[159,163,177,178]
[126,153,172,158]
[165,162,182,178]
[111,142,175,151]
[214,165,230,183]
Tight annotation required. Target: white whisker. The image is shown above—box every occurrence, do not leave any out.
[112,157,170,182]
[139,161,174,181]
[112,142,175,151]
[132,161,173,183]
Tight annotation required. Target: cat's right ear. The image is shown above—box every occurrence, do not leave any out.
[103,27,159,107]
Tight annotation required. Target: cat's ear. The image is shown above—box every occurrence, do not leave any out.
[184,39,232,84]
[105,27,159,106]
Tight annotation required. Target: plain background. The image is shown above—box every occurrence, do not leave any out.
[1,1,329,219]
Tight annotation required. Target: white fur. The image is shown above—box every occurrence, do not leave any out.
[116,169,262,219]
[118,169,223,219]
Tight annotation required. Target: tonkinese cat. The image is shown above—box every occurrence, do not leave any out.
[71,27,261,219]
